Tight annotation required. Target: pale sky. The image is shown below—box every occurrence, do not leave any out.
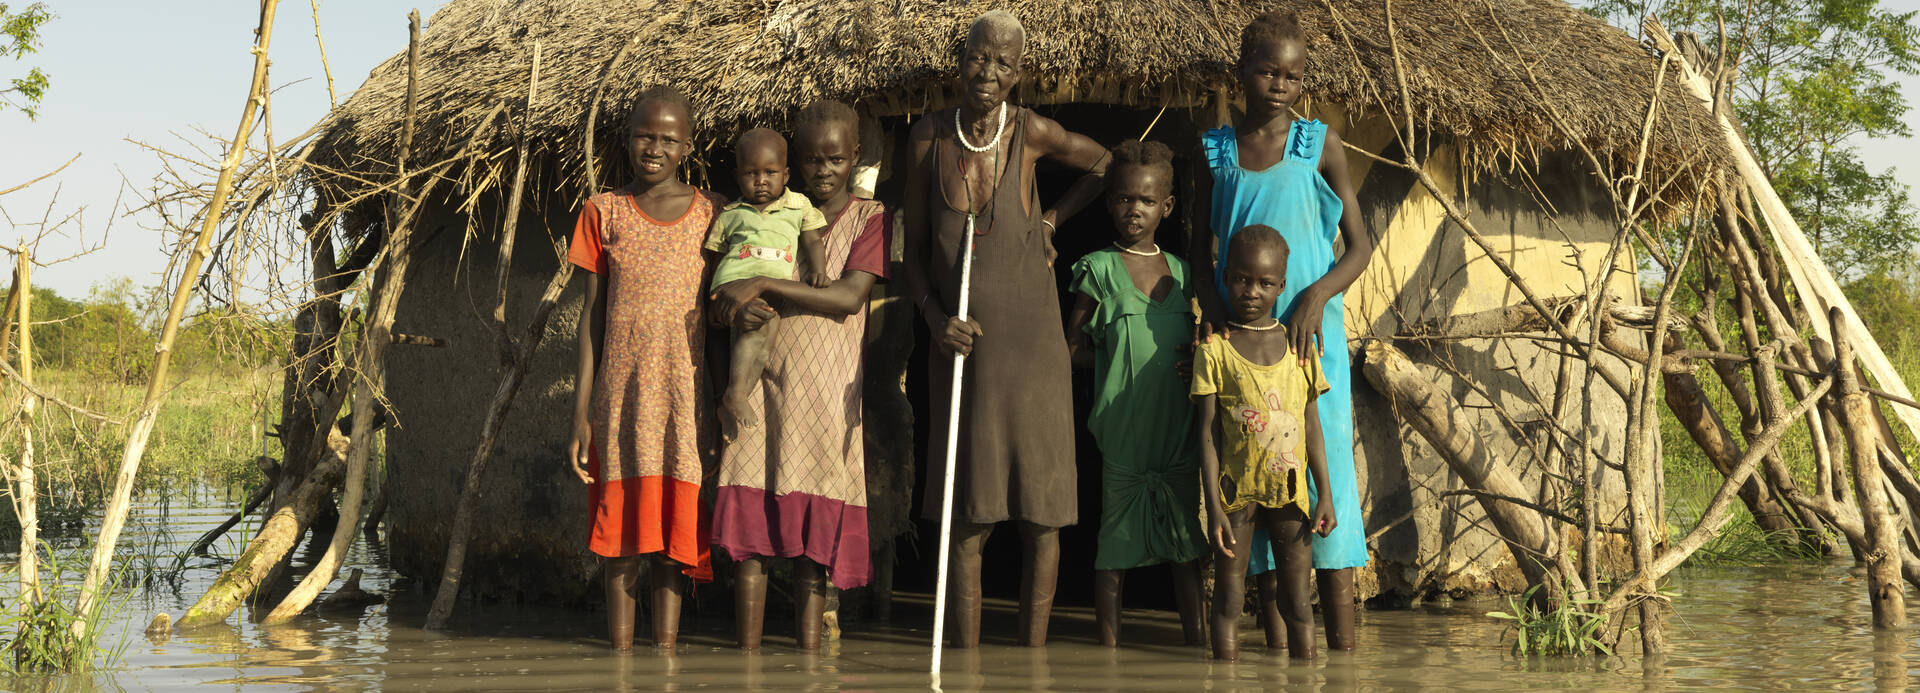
[3,1,1920,299]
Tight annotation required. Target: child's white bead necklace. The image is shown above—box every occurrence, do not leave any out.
[1228,319,1280,331]
[954,102,1009,153]
[1112,242,1162,257]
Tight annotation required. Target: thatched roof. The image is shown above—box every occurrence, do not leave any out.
[306,0,1730,213]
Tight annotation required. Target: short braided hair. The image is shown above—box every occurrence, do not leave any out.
[1239,9,1304,63]
[1110,139,1176,195]
[794,99,858,138]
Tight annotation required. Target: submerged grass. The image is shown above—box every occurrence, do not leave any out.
[0,550,123,675]
[0,367,278,549]
[1486,581,1614,657]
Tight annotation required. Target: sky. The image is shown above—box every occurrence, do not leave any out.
[0,0,401,299]
[3,1,1920,299]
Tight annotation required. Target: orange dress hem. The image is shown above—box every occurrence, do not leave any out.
[587,445,713,582]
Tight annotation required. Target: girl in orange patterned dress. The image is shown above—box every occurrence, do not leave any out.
[566,86,723,652]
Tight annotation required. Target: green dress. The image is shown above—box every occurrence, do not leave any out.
[1071,249,1207,570]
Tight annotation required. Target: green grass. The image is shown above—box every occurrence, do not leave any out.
[1486,581,1614,657]
[0,551,123,674]
[1655,292,1920,568]
[0,366,279,547]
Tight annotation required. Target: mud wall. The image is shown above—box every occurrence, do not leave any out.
[384,194,599,604]
[1345,143,1634,599]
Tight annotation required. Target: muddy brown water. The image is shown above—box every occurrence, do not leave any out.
[6,493,1919,691]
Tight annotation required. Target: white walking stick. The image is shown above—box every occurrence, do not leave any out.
[931,210,979,676]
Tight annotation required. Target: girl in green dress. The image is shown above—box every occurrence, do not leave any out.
[1065,140,1208,647]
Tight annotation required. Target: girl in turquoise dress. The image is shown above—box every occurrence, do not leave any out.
[1066,140,1207,648]
[1188,9,1374,652]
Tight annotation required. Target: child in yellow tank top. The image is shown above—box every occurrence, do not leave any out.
[1192,225,1336,662]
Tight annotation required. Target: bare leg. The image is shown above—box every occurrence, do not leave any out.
[605,556,642,653]
[1262,508,1317,660]
[650,554,687,648]
[734,557,767,649]
[1093,569,1124,647]
[1170,560,1205,647]
[1318,568,1357,651]
[1017,521,1061,647]
[1209,508,1257,660]
[1257,571,1286,650]
[720,304,778,443]
[950,521,993,648]
[795,559,827,650]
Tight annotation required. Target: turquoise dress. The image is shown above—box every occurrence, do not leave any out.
[1204,120,1368,571]
[1071,249,1207,570]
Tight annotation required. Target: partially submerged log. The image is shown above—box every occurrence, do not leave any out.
[178,420,357,629]
[319,568,383,612]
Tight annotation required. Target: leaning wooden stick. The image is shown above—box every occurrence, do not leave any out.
[72,0,283,636]
[930,211,980,676]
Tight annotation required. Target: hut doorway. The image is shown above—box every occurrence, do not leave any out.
[882,103,1204,614]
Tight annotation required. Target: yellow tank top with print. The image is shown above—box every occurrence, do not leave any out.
[1189,334,1330,514]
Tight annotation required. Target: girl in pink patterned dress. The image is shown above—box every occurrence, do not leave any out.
[707,100,889,651]
[566,87,724,652]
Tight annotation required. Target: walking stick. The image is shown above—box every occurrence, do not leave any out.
[931,210,978,676]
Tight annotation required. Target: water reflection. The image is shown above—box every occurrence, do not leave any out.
[5,494,1920,691]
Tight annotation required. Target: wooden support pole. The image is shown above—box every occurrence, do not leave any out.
[263,8,423,625]
[1662,366,1799,535]
[423,42,553,630]
[424,255,573,630]
[1599,346,1834,617]
[73,0,284,633]
[9,248,38,606]
[1833,308,1909,628]
[1647,18,1920,449]
[491,41,540,367]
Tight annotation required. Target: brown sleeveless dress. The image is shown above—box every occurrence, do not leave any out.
[920,107,1077,528]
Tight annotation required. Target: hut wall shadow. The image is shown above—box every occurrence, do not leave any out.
[384,173,600,605]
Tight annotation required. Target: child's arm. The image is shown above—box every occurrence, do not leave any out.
[702,248,729,328]
[568,273,607,484]
[798,204,831,288]
[714,270,878,321]
[1065,291,1095,369]
[1195,393,1234,558]
[1289,127,1375,365]
[1304,396,1336,537]
[1186,149,1225,342]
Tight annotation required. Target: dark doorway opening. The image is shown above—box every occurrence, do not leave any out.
[879,102,1206,616]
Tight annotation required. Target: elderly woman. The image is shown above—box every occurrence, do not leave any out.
[902,10,1111,648]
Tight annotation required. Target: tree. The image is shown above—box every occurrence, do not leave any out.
[0,3,50,119]
[1587,0,1920,279]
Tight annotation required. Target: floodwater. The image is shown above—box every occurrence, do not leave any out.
[8,492,1920,691]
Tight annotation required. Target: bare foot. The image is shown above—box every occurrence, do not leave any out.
[719,394,758,443]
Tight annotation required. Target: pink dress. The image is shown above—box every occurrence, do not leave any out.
[568,187,724,582]
[711,198,890,589]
